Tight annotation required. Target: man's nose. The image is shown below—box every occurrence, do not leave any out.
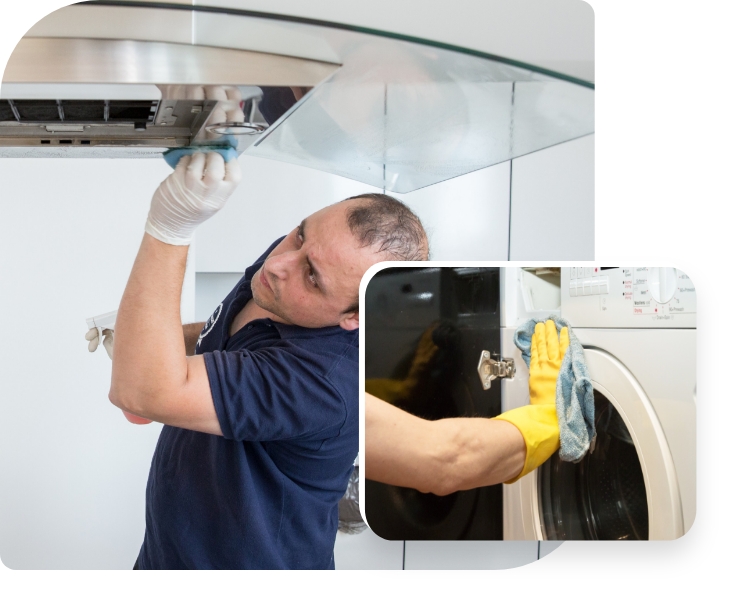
[265,250,301,279]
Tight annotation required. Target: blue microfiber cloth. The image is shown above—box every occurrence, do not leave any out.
[514,315,596,462]
[163,137,239,169]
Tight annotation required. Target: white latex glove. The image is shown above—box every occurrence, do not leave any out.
[85,327,114,359]
[145,151,242,245]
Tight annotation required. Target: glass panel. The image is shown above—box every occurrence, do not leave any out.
[248,42,593,193]
[364,267,503,540]
[540,392,649,540]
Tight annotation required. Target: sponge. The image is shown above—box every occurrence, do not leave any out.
[163,137,239,169]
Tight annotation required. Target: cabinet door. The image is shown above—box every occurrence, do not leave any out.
[509,135,594,260]
[389,162,511,261]
[334,528,404,570]
[0,158,177,569]
[365,268,504,541]
[404,541,539,569]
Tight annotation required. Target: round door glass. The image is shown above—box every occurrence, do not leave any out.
[539,392,649,540]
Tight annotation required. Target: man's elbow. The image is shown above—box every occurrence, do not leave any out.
[108,385,152,418]
[424,478,461,497]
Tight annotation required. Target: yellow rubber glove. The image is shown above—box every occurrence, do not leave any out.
[495,404,559,482]
[494,320,569,483]
[528,320,569,405]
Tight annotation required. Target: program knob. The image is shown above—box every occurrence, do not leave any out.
[648,267,678,304]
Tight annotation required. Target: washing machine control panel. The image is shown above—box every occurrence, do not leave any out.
[561,267,696,328]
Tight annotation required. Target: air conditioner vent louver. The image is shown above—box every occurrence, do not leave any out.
[0,100,157,123]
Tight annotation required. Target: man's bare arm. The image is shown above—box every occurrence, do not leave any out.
[108,234,222,435]
[365,393,526,496]
[183,322,206,356]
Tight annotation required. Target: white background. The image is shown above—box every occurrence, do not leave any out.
[0,0,725,587]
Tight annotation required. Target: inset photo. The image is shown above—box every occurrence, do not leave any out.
[362,266,696,541]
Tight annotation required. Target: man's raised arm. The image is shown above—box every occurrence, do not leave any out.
[108,152,241,435]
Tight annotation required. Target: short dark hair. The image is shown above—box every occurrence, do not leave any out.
[344,193,429,262]
[340,193,429,315]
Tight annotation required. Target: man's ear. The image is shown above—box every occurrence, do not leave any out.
[339,311,359,331]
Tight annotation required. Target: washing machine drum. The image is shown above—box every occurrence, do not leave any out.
[539,392,649,540]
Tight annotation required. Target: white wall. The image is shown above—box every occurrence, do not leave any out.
[0,158,178,569]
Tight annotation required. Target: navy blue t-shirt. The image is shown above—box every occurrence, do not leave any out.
[136,238,358,569]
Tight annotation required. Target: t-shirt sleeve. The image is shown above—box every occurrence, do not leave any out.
[203,346,348,442]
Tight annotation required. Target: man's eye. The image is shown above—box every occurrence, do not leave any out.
[307,268,318,288]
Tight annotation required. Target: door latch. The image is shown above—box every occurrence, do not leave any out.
[477,351,516,390]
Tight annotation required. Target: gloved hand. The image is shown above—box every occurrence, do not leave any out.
[145,151,242,246]
[85,327,114,359]
[494,320,569,483]
[528,320,569,405]
[85,326,153,425]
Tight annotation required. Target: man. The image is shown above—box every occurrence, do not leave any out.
[106,151,428,569]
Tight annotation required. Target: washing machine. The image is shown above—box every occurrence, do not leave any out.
[501,267,696,541]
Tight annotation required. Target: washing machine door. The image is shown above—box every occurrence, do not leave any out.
[364,267,503,540]
[538,348,684,540]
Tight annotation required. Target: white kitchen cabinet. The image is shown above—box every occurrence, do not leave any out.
[0,158,188,569]
[388,161,511,261]
[509,134,595,260]
[539,540,563,559]
[403,541,539,570]
[334,528,404,570]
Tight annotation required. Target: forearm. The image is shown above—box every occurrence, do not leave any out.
[365,394,525,495]
[109,234,189,415]
[432,417,525,492]
[183,322,206,356]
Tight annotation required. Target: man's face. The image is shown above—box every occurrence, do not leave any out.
[250,201,385,330]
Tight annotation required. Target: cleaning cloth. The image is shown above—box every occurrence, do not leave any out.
[514,316,595,462]
[163,137,239,169]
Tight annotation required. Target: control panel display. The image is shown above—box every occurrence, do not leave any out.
[561,267,696,328]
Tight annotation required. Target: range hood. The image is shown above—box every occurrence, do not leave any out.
[1,21,594,192]
[0,38,340,157]
[1,84,275,155]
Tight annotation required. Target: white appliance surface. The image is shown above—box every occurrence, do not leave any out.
[561,266,696,328]
[501,267,696,541]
